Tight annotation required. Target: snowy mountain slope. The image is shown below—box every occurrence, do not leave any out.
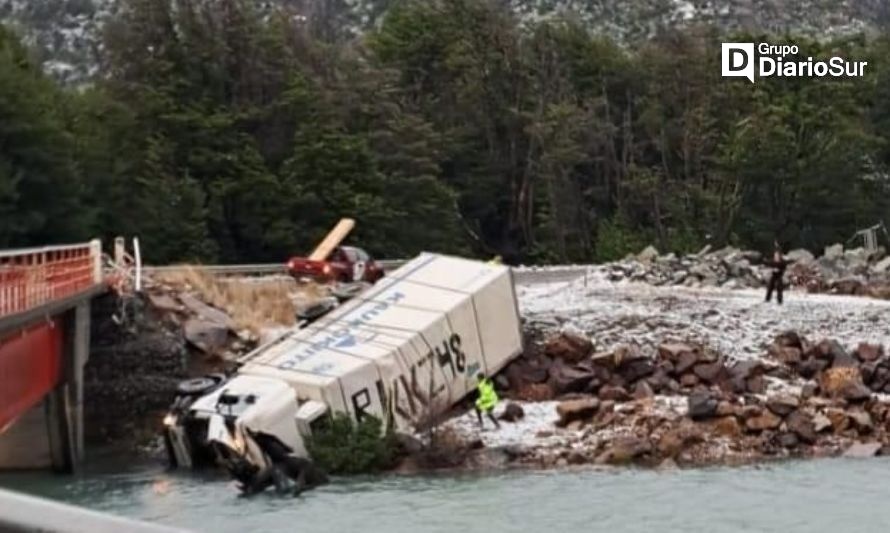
[1,0,886,84]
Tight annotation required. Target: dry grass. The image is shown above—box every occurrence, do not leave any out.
[152,266,327,334]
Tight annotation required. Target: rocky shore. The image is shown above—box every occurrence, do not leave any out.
[592,243,890,297]
[433,330,890,471]
[420,257,890,473]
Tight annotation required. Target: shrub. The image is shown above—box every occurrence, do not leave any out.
[595,214,650,262]
[306,414,399,475]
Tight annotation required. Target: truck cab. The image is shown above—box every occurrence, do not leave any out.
[164,375,327,472]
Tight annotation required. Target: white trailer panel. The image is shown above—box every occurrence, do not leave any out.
[239,253,522,430]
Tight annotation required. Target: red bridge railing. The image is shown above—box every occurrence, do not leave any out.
[0,241,103,319]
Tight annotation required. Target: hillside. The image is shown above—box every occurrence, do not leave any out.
[1,0,887,84]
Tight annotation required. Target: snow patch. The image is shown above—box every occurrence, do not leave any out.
[519,276,890,362]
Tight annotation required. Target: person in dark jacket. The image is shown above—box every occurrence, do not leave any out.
[765,241,790,304]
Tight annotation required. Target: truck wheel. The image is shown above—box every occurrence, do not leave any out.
[296,298,337,322]
[176,376,221,397]
[331,282,371,302]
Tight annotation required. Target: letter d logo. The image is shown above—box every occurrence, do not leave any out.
[722,43,755,83]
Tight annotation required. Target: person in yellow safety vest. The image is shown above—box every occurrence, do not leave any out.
[474,372,500,429]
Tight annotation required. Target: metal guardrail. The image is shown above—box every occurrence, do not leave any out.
[0,240,103,318]
[0,487,187,533]
[144,260,409,277]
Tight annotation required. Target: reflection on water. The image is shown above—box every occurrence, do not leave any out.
[2,456,889,533]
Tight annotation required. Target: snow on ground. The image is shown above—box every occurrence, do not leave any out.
[444,396,690,453]
[518,270,890,361]
[446,401,567,449]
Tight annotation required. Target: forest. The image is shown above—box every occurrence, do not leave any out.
[2,0,890,264]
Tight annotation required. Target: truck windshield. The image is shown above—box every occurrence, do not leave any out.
[215,392,257,418]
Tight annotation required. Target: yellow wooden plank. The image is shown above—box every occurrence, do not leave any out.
[309,218,355,261]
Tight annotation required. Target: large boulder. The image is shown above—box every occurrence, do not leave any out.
[183,318,230,354]
[848,410,874,433]
[713,416,742,438]
[843,442,881,458]
[775,330,804,350]
[544,332,593,363]
[658,342,697,362]
[786,411,817,444]
[596,436,652,465]
[632,380,655,400]
[693,359,727,384]
[770,345,802,365]
[766,395,800,417]
[820,366,860,393]
[830,277,866,296]
[786,249,815,265]
[872,256,890,274]
[499,403,525,423]
[179,294,235,329]
[824,243,844,261]
[599,385,631,402]
[688,392,719,420]
[855,343,884,363]
[729,360,765,381]
[617,358,656,382]
[556,398,600,426]
[842,381,873,402]
[506,362,549,387]
[637,245,660,263]
[812,413,832,433]
[548,363,595,394]
[746,410,782,432]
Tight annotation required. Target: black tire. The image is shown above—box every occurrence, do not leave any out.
[296,298,337,322]
[176,376,221,397]
[331,282,371,302]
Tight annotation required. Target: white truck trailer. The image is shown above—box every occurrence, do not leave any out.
[163,253,523,488]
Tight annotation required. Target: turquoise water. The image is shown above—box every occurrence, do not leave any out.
[2,457,889,532]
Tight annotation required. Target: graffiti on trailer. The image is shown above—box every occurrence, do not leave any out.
[350,332,479,425]
[278,291,406,371]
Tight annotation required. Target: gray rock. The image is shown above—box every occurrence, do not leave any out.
[556,398,600,426]
[813,413,832,433]
[786,248,815,264]
[873,256,890,273]
[766,395,800,417]
[824,243,844,260]
[183,318,230,354]
[637,245,660,263]
[687,392,718,420]
[500,402,525,422]
[786,411,817,444]
[843,442,881,458]
[179,294,235,329]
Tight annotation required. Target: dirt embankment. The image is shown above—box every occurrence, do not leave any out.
[84,270,320,449]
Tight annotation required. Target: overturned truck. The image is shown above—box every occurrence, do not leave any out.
[164,253,523,491]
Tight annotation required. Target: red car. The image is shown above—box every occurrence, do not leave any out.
[287,246,385,284]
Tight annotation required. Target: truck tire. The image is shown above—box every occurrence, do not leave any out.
[331,282,371,302]
[176,376,222,397]
[296,298,337,322]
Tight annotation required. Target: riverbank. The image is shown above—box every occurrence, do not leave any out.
[405,273,890,473]
[83,259,890,474]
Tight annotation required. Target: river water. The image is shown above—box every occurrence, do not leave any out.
[2,456,888,532]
